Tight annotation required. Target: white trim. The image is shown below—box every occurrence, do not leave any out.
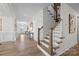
[44,38,62,44]
[44,39,49,43]
[37,44,50,56]
[40,41,49,48]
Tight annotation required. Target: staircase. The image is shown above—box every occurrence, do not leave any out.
[37,3,64,56]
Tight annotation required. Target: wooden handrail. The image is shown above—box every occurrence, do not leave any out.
[38,26,43,30]
[38,26,43,44]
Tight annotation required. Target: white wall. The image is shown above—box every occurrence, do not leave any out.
[0,4,14,17]
[0,16,16,42]
[55,3,78,55]
[43,6,55,38]
[33,9,43,41]
[0,4,16,43]
[77,17,79,42]
[2,17,15,32]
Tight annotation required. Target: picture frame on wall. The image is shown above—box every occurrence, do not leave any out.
[30,22,33,31]
[69,14,76,33]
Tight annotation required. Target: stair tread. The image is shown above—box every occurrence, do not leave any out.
[44,38,62,44]
[40,40,49,48]
[41,40,60,49]
[44,38,49,43]
[38,43,56,55]
[40,43,49,53]
[53,31,61,34]
[54,36,64,40]
[53,30,62,31]
[54,35,63,37]
[41,40,49,45]
[44,36,50,39]
[53,34,62,36]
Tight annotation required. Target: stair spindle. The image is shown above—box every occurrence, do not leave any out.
[38,26,43,45]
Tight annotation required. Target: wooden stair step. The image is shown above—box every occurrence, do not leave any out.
[53,29,62,32]
[46,34,50,36]
[53,34,62,37]
[44,37,62,44]
[54,37,62,43]
[53,36,64,39]
[53,35,62,38]
[44,36,50,39]
[40,40,49,48]
[53,42,60,49]
[44,38,49,43]
[37,43,56,55]
[39,43,49,53]
[53,32,61,34]
[53,31,61,34]
[41,40,49,45]
[41,40,60,49]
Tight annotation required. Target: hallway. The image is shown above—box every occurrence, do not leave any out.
[0,3,79,56]
[0,34,44,56]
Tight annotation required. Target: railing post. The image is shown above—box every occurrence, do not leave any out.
[38,26,43,45]
[38,28,40,45]
[49,28,53,55]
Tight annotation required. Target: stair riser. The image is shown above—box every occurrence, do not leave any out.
[37,44,56,56]
[55,25,62,28]
[53,34,62,37]
[53,42,59,48]
[40,42,49,48]
[40,41,60,49]
[37,44,50,56]
[46,33,62,38]
[54,30,62,32]
[53,31,62,34]
[44,38,62,44]
[44,39,49,43]
[53,35,62,38]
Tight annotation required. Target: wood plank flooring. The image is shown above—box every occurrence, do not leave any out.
[61,43,79,56]
[0,33,79,56]
[0,34,45,56]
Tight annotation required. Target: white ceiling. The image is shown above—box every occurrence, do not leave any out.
[9,3,50,22]
[67,3,79,13]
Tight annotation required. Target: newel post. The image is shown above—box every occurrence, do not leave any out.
[49,28,53,55]
[38,28,40,45]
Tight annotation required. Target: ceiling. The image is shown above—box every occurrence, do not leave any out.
[10,3,50,22]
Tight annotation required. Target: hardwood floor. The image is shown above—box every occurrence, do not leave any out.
[0,34,45,56]
[61,43,79,56]
[0,33,79,56]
